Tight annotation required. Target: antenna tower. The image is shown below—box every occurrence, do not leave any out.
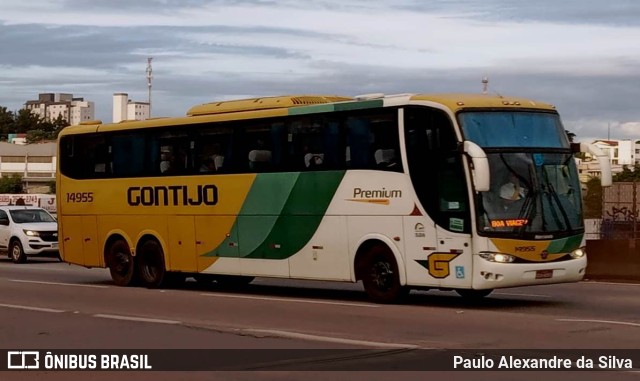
[482,76,489,94]
[146,57,153,117]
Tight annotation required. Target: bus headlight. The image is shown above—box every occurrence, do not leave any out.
[479,252,516,263]
[23,230,40,237]
[570,248,585,259]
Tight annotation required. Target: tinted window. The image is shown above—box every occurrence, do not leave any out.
[405,107,470,233]
[59,108,402,179]
[460,111,568,148]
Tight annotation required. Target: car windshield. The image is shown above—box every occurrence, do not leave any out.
[10,209,56,223]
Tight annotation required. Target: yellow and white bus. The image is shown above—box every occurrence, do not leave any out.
[56,93,612,303]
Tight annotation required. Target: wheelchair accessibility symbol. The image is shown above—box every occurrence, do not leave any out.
[455,266,465,279]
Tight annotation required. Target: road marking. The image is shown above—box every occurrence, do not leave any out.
[200,292,379,308]
[556,319,640,328]
[0,264,71,272]
[93,314,182,325]
[495,292,551,298]
[10,279,109,288]
[243,329,419,349]
[0,303,65,313]
[582,281,640,287]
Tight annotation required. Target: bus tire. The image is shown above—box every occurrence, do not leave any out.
[456,289,493,300]
[10,240,27,264]
[214,275,254,288]
[106,240,136,286]
[358,244,408,304]
[137,240,166,288]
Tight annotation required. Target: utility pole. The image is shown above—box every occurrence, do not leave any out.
[146,57,153,117]
[482,76,489,94]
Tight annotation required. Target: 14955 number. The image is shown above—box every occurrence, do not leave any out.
[66,192,94,203]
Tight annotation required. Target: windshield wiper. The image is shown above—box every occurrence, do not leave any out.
[545,181,572,231]
[499,154,539,232]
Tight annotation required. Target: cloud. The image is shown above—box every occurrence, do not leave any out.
[0,0,639,138]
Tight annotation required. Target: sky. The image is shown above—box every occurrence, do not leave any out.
[1,0,640,142]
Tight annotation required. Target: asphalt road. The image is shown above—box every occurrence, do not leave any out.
[0,257,639,381]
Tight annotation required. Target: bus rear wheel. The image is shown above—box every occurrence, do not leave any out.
[358,244,408,304]
[456,289,493,300]
[137,240,166,288]
[107,240,136,286]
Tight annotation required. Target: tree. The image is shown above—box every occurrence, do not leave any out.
[0,106,15,139]
[0,174,24,194]
[613,164,640,182]
[47,181,56,195]
[14,109,40,134]
[565,130,576,143]
[583,177,602,218]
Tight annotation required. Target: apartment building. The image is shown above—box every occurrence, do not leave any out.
[24,93,95,126]
[113,93,150,123]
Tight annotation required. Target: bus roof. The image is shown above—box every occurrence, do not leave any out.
[186,95,354,116]
[409,93,556,112]
[58,93,557,136]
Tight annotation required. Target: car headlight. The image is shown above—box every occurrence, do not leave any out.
[570,248,586,259]
[23,230,40,237]
[479,252,516,263]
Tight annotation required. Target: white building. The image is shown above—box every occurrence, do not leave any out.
[591,139,640,166]
[24,93,95,126]
[577,139,640,183]
[113,93,150,123]
[0,141,56,191]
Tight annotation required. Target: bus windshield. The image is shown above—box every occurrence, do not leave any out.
[459,111,581,238]
[459,111,569,148]
[476,152,583,237]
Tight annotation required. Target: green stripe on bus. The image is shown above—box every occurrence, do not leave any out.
[202,173,299,258]
[243,170,345,259]
[235,173,300,256]
[546,234,583,254]
[287,99,385,116]
[289,104,336,115]
[334,99,383,111]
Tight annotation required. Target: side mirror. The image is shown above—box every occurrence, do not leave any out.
[463,141,491,192]
[580,142,613,187]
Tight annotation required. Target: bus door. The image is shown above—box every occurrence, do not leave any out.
[403,106,472,288]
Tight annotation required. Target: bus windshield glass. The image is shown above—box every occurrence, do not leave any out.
[459,111,582,237]
[459,111,569,148]
[476,152,583,237]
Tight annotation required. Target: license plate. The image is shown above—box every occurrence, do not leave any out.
[536,269,553,279]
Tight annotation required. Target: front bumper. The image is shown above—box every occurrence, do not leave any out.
[472,255,587,289]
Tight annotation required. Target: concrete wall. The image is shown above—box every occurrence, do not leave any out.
[585,239,640,281]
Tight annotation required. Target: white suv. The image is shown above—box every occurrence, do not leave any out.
[0,206,59,263]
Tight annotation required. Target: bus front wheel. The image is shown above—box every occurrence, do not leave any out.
[107,240,136,286]
[358,245,408,304]
[137,240,166,288]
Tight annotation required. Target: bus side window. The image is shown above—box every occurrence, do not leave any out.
[346,117,372,169]
[248,149,272,171]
